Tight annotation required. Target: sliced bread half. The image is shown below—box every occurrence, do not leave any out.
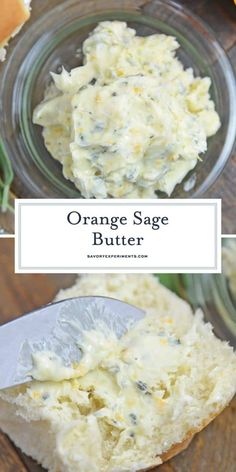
[0,0,31,61]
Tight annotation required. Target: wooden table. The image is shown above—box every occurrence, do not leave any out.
[0,0,235,234]
[181,0,236,235]
[0,238,235,472]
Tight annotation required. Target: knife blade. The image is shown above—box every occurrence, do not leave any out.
[0,296,145,390]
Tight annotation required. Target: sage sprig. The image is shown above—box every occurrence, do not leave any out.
[0,140,14,213]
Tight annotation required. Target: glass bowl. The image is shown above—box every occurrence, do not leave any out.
[158,240,236,347]
[184,272,236,347]
[0,0,235,198]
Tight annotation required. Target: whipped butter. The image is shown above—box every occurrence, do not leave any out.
[33,21,220,198]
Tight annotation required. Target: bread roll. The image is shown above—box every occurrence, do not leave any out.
[0,0,31,61]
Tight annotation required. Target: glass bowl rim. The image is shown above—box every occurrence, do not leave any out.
[0,0,236,198]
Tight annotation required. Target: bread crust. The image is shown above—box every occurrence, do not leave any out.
[139,406,226,471]
[0,0,30,46]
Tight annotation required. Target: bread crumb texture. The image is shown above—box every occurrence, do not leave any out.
[0,274,236,472]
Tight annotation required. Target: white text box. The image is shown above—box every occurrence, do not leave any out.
[15,199,221,273]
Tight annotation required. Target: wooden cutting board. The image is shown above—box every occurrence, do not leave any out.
[0,238,235,472]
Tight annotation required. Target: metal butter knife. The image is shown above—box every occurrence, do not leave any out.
[0,296,145,390]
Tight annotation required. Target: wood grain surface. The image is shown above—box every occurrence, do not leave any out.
[0,0,235,234]
[0,238,236,472]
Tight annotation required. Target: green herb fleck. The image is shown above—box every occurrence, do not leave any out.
[129,413,137,425]
[136,380,151,395]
